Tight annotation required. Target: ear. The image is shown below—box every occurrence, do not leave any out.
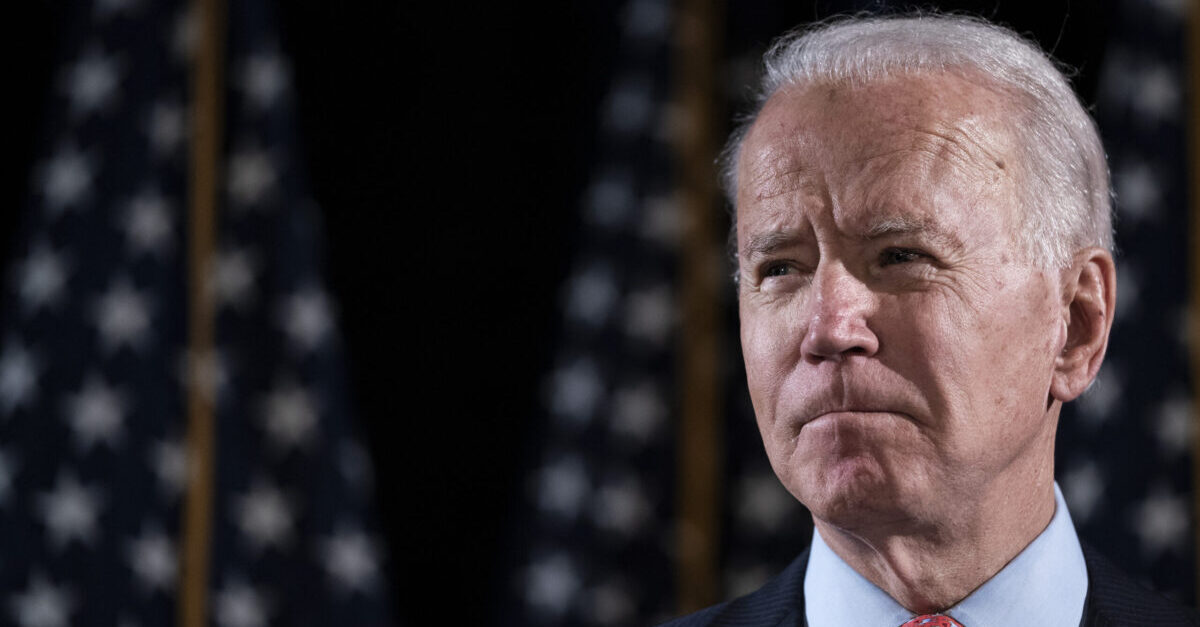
[1050,248,1117,402]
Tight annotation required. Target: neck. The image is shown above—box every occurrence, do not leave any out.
[813,455,1056,613]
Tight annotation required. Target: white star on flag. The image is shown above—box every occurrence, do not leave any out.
[1153,393,1192,457]
[239,50,290,109]
[548,358,604,425]
[259,380,319,452]
[565,264,618,327]
[1133,487,1188,556]
[623,284,674,344]
[1076,364,1123,426]
[736,471,798,533]
[65,374,127,451]
[585,170,635,228]
[214,578,270,627]
[1062,461,1105,522]
[36,473,104,550]
[147,101,187,158]
[122,188,175,257]
[604,74,655,135]
[212,248,259,311]
[588,579,636,626]
[227,146,278,208]
[318,526,380,594]
[14,242,70,315]
[8,573,74,627]
[1133,62,1180,123]
[525,554,581,616]
[149,438,188,497]
[62,46,121,117]
[592,475,651,536]
[126,526,176,593]
[93,278,153,353]
[1114,264,1142,322]
[39,145,96,215]
[279,287,333,352]
[610,381,666,444]
[534,455,589,519]
[0,342,39,414]
[234,480,294,551]
[170,7,197,62]
[1114,159,1161,223]
[639,193,681,246]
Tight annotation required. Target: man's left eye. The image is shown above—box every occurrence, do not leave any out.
[879,248,923,266]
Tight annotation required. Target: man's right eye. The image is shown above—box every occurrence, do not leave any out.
[762,262,793,278]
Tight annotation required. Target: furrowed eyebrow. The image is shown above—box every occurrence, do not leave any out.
[741,216,963,260]
[863,216,934,239]
[742,231,804,259]
[863,216,963,250]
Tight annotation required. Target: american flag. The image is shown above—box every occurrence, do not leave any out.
[1058,0,1195,603]
[0,0,392,625]
[503,1,1195,624]
[500,0,682,624]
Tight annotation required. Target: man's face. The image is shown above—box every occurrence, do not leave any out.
[736,75,1068,530]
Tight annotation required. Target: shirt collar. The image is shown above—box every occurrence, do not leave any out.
[804,483,1088,627]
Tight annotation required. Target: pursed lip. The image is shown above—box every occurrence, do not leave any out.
[799,408,910,428]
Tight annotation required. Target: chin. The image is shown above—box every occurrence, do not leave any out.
[782,453,915,532]
[769,412,934,528]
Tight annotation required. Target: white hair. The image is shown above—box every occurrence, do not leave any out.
[722,14,1113,268]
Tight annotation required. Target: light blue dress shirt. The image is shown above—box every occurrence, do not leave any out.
[804,483,1088,627]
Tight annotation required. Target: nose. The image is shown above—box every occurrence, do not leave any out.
[799,262,879,363]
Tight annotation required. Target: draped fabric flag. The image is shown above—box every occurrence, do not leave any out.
[0,1,392,625]
[501,0,684,624]
[1056,0,1195,602]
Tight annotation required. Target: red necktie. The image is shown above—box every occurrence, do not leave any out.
[899,615,964,627]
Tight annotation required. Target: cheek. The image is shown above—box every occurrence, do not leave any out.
[875,286,1029,419]
[739,300,801,422]
[981,289,1060,401]
[968,270,1059,362]
[908,274,1060,431]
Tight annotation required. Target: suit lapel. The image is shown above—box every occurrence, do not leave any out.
[1077,540,1198,626]
[739,547,810,627]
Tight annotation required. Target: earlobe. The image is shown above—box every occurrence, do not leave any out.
[1050,248,1117,402]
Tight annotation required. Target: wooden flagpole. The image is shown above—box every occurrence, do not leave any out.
[672,0,724,613]
[180,0,223,624]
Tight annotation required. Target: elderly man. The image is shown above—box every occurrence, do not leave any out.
[664,14,1196,627]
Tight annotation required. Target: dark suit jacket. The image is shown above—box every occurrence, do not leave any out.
[660,543,1197,626]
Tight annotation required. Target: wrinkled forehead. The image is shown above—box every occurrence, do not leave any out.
[737,74,1023,235]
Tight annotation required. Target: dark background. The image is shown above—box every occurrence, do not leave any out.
[5,2,1116,624]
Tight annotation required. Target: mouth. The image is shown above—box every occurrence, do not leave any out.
[801,409,908,428]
